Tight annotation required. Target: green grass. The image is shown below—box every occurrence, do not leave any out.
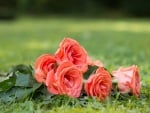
[0,17,150,113]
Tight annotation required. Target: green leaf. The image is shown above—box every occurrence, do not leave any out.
[15,71,32,87]
[0,87,16,103]
[0,74,16,93]
[13,64,37,87]
[10,64,32,75]
[0,82,41,103]
[15,83,41,101]
[0,64,42,103]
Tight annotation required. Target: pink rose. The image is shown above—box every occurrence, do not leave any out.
[112,65,140,97]
[85,67,112,100]
[34,54,56,84]
[46,61,83,98]
[87,56,104,67]
[55,38,88,73]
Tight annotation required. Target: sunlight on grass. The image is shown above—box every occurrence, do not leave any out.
[113,22,150,33]
[25,41,54,50]
[0,18,150,34]
[67,21,150,33]
[0,51,7,59]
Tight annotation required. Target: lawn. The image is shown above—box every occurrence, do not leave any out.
[0,17,150,113]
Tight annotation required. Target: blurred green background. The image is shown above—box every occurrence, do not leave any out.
[0,0,150,83]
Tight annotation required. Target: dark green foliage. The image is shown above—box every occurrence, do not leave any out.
[0,0,150,18]
[0,74,16,93]
[121,0,150,17]
[84,65,98,79]
[0,64,41,103]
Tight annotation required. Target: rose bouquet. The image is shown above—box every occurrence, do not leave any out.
[34,38,141,101]
[0,37,141,103]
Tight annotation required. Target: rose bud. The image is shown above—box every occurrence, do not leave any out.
[112,65,140,97]
[34,54,56,84]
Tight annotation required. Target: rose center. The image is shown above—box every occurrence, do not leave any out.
[64,75,73,88]
[100,84,106,91]
[68,47,81,64]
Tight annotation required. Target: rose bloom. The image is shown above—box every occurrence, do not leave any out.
[46,61,83,98]
[34,54,56,84]
[55,38,88,73]
[87,56,104,67]
[112,65,140,97]
[85,67,112,100]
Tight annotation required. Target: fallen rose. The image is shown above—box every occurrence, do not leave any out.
[55,38,88,73]
[112,65,140,97]
[46,61,83,98]
[34,54,57,84]
[85,67,112,100]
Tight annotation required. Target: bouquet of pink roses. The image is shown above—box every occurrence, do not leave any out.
[34,38,141,100]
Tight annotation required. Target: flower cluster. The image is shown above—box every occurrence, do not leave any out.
[34,38,140,100]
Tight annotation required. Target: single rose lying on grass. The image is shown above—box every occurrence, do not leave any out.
[85,67,112,100]
[112,65,140,97]
[34,54,57,84]
[55,38,88,73]
[46,61,83,98]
